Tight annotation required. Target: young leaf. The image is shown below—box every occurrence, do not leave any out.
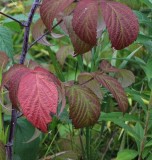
[66,85,100,128]
[56,46,74,66]
[64,16,93,55]
[32,19,52,46]
[72,0,98,45]
[40,0,73,31]
[78,72,103,99]
[94,73,128,112]
[17,70,58,132]
[115,69,135,88]
[0,51,9,69]
[100,1,139,50]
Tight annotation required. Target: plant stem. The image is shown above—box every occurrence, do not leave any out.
[0,12,25,26]
[6,1,40,159]
[138,91,152,160]
[86,127,91,160]
[20,0,40,64]
[6,108,17,160]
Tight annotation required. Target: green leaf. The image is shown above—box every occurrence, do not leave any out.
[0,141,6,160]
[13,118,40,160]
[0,26,14,59]
[116,149,138,160]
[66,85,100,128]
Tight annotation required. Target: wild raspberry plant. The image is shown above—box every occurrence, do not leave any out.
[0,0,139,159]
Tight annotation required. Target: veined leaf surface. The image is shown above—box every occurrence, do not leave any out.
[66,85,100,128]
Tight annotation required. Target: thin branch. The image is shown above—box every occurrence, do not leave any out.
[20,0,41,64]
[5,108,17,160]
[0,11,26,27]
[6,1,40,160]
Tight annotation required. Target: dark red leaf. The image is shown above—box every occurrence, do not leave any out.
[64,16,94,55]
[101,1,139,50]
[40,0,73,31]
[72,0,98,45]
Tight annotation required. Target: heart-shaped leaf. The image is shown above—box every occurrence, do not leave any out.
[66,85,100,128]
[72,0,98,45]
[101,1,139,50]
[17,69,59,132]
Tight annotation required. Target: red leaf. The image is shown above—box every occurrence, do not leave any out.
[66,85,100,128]
[64,16,93,55]
[72,0,98,45]
[40,0,73,31]
[101,1,139,50]
[32,18,52,46]
[18,70,58,132]
[94,73,128,112]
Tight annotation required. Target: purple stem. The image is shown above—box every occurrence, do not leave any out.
[6,1,40,160]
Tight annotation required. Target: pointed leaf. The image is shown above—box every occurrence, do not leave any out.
[78,72,103,99]
[94,73,128,112]
[64,16,93,55]
[72,0,98,45]
[18,70,58,132]
[40,0,73,31]
[101,1,139,50]
[0,51,9,69]
[32,19,52,46]
[116,69,135,88]
[66,85,100,128]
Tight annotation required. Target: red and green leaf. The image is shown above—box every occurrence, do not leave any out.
[18,70,58,132]
[100,1,139,50]
[72,0,98,45]
[66,85,100,128]
[94,73,128,112]
[40,0,73,31]
[78,72,103,99]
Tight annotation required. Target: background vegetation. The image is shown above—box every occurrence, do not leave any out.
[1,0,152,160]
